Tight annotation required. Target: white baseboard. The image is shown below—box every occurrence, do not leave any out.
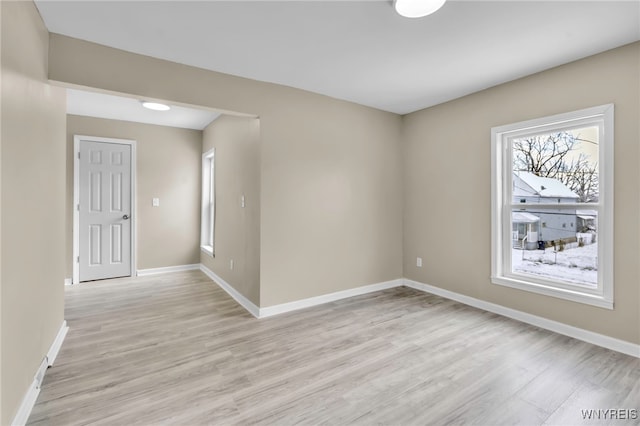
[195,263,639,358]
[404,279,639,358]
[259,279,403,318]
[12,320,69,426]
[47,320,69,366]
[137,264,200,276]
[199,264,261,318]
[11,378,40,426]
[198,265,402,319]
[64,278,72,286]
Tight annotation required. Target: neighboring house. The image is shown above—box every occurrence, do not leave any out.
[576,209,598,233]
[512,171,583,248]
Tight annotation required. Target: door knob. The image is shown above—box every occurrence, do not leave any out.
[123,214,130,220]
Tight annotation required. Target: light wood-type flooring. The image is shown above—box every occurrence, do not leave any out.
[28,270,639,425]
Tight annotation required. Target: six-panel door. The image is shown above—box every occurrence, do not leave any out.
[79,140,132,281]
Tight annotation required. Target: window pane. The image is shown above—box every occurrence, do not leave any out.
[511,208,598,287]
[209,158,214,247]
[512,126,599,204]
[201,149,215,253]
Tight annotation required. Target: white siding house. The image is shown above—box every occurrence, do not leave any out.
[512,172,582,247]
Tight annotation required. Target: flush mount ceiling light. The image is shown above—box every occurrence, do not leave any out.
[394,0,447,18]
[141,101,171,111]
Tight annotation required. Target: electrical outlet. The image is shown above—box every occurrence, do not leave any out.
[152,198,160,207]
[230,259,234,270]
[416,257,423,267]
[241,195,245,208]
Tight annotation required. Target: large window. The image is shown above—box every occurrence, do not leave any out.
[491,105,613,309]
[201,148,215,256]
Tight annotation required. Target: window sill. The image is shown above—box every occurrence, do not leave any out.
[491,275,613,310]
[200,245,214,257]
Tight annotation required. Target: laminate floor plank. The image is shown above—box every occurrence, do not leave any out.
[28,271,639,425]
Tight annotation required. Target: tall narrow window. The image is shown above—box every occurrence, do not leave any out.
[201,148,215,256]
[491,105,613,309]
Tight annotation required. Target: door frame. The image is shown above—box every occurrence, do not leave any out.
[73,135,137,284]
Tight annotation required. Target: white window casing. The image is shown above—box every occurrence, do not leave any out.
[201,148,215,256]
[491,104,614,309]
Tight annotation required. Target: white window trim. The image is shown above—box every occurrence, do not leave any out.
[491,104,614,309]
[201,148,215,257]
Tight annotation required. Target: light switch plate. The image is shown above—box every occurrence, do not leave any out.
[152,198,160,207]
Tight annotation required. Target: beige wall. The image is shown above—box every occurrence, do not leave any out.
[49,35,404,308]
[201,115,261,305]
[0,1,3,418]
[66,115,203,275]
[259,102,403,306]
[1,2,67,424]
[402,42,640,344]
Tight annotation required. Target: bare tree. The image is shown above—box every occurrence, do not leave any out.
[558,155,599,203]
[513,132,598,203]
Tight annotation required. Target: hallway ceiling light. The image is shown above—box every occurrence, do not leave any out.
[394,0,447,18]
[141,101,171,111]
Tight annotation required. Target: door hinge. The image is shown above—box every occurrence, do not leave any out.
[77,256,80,263]
[77,204,80,211]
[78,152,80,159]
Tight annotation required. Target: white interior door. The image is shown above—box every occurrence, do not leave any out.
[78,139,132,281]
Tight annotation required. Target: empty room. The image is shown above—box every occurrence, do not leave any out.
[1,0,639,425]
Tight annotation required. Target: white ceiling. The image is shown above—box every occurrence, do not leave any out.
[67,89,220,130]
[37,1,640,115]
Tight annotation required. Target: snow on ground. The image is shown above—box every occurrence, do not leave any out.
[512,242,597,286]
